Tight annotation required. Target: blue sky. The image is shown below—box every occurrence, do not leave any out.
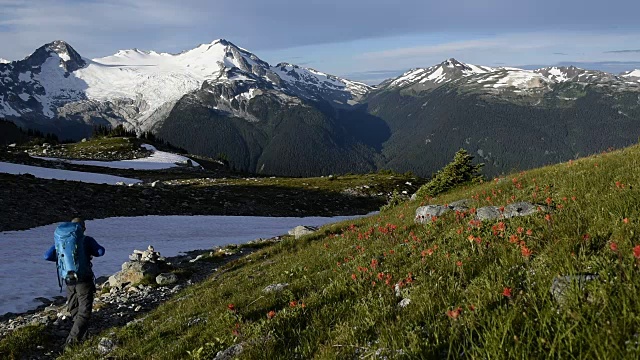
[1,0,640,84]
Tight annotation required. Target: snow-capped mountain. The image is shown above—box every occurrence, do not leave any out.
[375,58,640,103]
[380,58,494,90]
[272,63,370,106]
[0,58,10,64]
[0,39,370,135]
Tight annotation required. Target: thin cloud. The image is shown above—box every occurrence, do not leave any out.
[604,49,640,53]
[553,52,569,55]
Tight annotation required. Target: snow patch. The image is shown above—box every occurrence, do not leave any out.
[18,71,32,82]
[0,213,370,314]
[18,93,30,101]
[35,144,200,170]
[0,162,141,184]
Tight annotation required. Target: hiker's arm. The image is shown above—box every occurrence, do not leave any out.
[86,236,105,257]
[44,245,56,261]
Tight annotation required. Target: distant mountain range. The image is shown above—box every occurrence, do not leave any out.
[2,40,640,177]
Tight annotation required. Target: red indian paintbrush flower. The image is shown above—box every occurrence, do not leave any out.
[610,242,618,252]
[227,304,236,312]
[267,310,276,319]
[633,245,640,259]
[502,287,512,297]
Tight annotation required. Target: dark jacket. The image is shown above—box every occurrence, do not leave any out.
[44,236,105,281]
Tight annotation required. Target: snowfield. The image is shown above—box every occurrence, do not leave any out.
[0,214,368,315]
[34,144,200,170]
[0,162,141,184]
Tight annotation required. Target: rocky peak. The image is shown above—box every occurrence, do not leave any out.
[25,40,86,73]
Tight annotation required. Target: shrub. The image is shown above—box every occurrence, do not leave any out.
[414,148,483,199]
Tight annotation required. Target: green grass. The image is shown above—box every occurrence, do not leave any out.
[15,145,640,359]
[56,137,146,159]
[0,324,50,359]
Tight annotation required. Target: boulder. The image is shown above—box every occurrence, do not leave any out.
[503,202,540,219]
[263,283,289,293]
[448,199,470,212]
[108,261,160,288]
[415,205,449,223]
[288,225,318,239]
[156,273,178,286]
[550,274,598,304]
[215,343,244,360]
[97,337,116,355]
[475,206,502,221]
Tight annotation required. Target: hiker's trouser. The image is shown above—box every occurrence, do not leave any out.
[66,281,95,344]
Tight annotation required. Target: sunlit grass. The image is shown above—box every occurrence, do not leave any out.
[27,145,640,358]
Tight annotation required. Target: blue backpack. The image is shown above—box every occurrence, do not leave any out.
[54,222,90,287]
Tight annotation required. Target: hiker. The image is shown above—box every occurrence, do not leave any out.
[44,218,105,345]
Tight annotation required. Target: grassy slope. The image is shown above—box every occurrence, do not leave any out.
[4,144,640,359]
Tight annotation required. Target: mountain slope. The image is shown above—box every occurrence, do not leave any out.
[43,141,640,360]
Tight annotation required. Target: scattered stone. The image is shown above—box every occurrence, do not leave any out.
[503,202,541,219]
[398,298,411,308]
[288,225,319,239]
[189,254,206,263]
[215,343,244,360]
[156,273,178,286]
[263,283,289,293]
[97,337,116,355]
[550,274,599,304]
[108,259,160,288]
[150,180,162,188]
[81,138,87,143]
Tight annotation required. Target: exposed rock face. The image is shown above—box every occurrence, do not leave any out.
[475,206,503,221]
[288,225,319,239]
[502,202,540,219]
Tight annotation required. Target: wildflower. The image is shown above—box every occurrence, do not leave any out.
[456,261,463,267]
[633,245,640,259]
[446,307,463,319]
[227,303,236,312]
[544,214,552,222]
[509,234,519,244]
[545,197,553,205]
[370,259,378,269]
[469,305,476,311]
[300,303,306,308]
[351,273,357,281]
[583,233,590,240]
[610,242,618,252]
[267,310,276,319]
[526,229,533,236]
[502,287,512,298]
[623,218,629,224]
[521,246,533,258]
[289,301,297,308]
[468,235,475,242]
[517,227,524,234]
[377,272,384,280]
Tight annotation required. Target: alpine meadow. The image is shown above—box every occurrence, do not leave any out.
[1,1,640,359]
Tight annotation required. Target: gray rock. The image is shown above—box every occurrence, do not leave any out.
[550,274,599,304]
[97,337,116,355]
[263,283,289,293]
[503,202,540,218]
[448,199,470,212]
[288,225,318,239]
[410,193,418,201]
[108,261,160,288]
[156,273,178,286]
[415,205,450,223]
[476,206,502,221]
[398,298,411,308]
[215,343,244,360]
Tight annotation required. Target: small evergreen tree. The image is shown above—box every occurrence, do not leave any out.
[414,149,483,199]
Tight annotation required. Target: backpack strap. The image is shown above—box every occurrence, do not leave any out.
[56,261,62,292]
